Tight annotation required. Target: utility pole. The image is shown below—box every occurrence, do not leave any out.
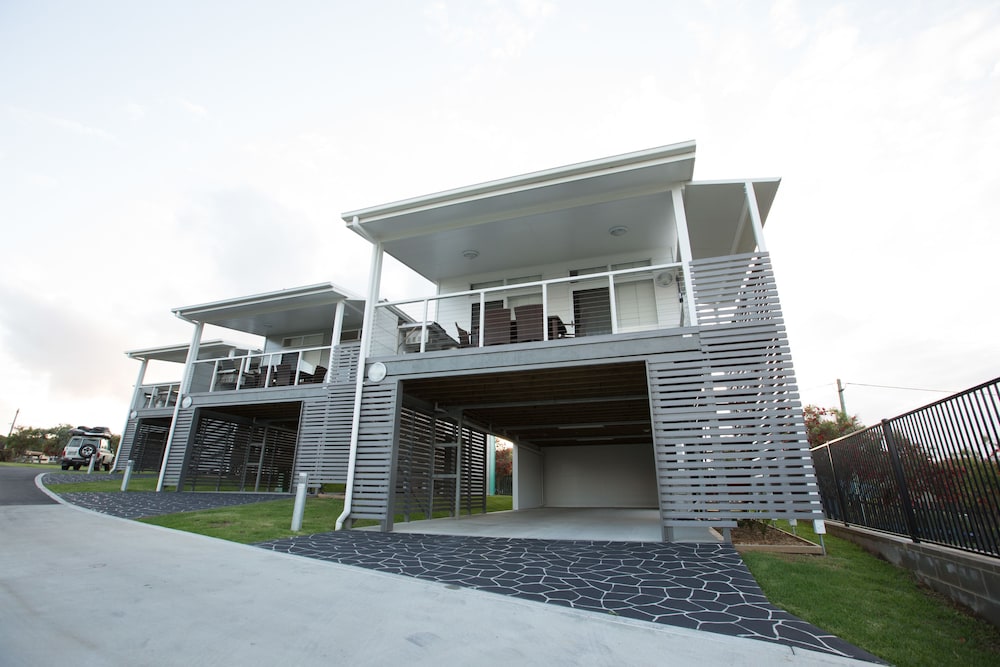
[836,379,847,414]
[6,408,18,438]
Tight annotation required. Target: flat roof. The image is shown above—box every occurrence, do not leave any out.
[172,282,367,336]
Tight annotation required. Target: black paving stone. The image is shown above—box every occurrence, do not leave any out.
[48,486,882,663]
[257,530,884,663]
[55,490,289,519]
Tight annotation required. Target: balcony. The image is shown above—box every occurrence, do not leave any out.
[136,383,180,410]
[190,342,361,393]
[379,262,691,356]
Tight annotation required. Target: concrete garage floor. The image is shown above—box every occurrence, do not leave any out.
[376,507,720,543]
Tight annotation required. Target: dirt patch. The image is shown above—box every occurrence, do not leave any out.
[730,524,809,546]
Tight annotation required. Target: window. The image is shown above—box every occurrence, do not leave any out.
[281,333,323,348]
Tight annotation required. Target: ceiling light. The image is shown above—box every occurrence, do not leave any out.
[463,249,479,259]
[608,225,629,237]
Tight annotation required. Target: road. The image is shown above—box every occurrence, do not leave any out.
[0,465,57,505]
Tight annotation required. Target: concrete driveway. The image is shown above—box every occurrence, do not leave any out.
[0,477,876,666]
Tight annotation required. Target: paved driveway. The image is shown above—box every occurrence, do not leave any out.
[0,502,874,666]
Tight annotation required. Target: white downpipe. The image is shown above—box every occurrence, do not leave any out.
[113,358,148,471]
[671,187,698,327]
[336,239,383,530]
[156,321,203,492]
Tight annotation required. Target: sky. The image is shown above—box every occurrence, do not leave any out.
[1,0,998,435]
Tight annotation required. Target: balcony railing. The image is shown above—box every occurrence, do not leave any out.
[136,383,180,410]
[377,262,691,355]
[190,343,360,393]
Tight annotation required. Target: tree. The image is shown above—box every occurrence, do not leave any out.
[803,405,863,448]
[1,423,114,460]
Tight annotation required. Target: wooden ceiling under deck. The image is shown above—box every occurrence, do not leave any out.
[401,362,653,448]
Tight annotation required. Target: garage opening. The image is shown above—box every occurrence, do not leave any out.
[398,361,657,525]
[130,418,171,473]
[181,402,301,492]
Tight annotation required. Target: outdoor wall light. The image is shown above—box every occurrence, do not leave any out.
[463,249,480,259]
[608,225,629,237]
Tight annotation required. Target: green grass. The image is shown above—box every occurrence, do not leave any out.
[140,495,514,544]
[743,521,1000,666]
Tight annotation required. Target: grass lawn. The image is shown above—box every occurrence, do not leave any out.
[743,521,1000,666]
[139,494,514,544]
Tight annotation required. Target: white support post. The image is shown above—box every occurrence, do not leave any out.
[121,460,134,491]
[326,300,346,383]
[113,359,148,471]
[671,187,698,327]
[454,415,463,517]
[336,237,383,531]
[420,299,429,354]
[156,321,204,492]
[291,472,308,531]
[744,181,768,253]
[608,274,619,335]
[477,292,486,347]
[541,283,549,341]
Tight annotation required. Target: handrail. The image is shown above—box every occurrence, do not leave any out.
[374,261,685,309]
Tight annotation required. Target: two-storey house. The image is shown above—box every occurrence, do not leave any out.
[336,141,824,540]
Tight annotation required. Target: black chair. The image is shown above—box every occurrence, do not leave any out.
[514,304,544,342]
[455,323,475,347]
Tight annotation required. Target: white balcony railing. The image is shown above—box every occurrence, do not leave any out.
[136,383,180,410]
[378,262,691,355]
[190,343,360,393]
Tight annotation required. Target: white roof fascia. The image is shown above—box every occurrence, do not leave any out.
[342,141,697,228]
[172,282,363,322]
[124,340,257,363]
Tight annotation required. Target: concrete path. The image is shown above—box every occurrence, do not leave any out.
[0,492,875,666]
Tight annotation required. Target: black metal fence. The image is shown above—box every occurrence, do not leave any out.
[811,377,1000,557]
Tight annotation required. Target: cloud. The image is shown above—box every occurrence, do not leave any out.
[4,104,118,143]
[125,101,145,120]
[423,0,556,60]
[176,97,209,117]
[0,284,133,399]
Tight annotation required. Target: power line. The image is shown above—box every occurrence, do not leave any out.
[845,382,955,394]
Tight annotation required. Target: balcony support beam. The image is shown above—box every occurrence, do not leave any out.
[157,321,203,492]
[671,187,698,327]
[114,358,149,471]
[744,180,768,253]
[325,300,346,383]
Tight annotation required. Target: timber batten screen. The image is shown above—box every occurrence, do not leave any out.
[649,253,822,532]
[347,382,401,526]
[294,386,355,484]
[395,404,488,522]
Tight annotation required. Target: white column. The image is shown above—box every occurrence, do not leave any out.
[156,321,204,492]
[670,187,698,327]
[325,300,346,383]
[744,181,768,253]
[336,238,383,530]
[113,358,148,470]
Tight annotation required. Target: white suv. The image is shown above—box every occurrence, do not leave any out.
[61,427,115,471]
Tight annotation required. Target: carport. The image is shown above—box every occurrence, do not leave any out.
[181,401,301,492]
[394,360,662,536]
